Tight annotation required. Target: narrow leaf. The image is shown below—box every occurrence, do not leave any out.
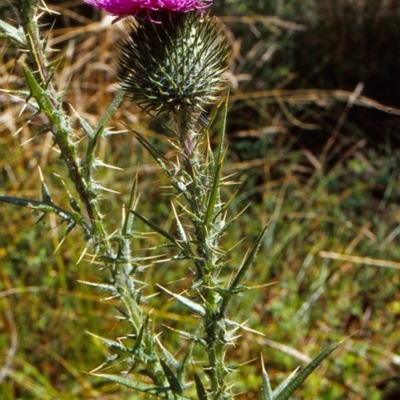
[133,314,149,351]
[194,374,207,400]
[87,332,129,352]
[78,280,116,292]
[41,181,52,204]
[261,354,273,400]
[132,129,169,165]
[65,220,76,236]
[130,209,177,244]
[0,196,70,221]
[155,337,180,370]
[160,359,182,394]
[122,169,139,236]
[93,373,167,398]
[86,89,125,156]
[219,225,268,315]
[0,196,43,208]
[22,64,53,114]
[0,19,27,47]
[76,111,94,138]
[215,94,229,168]
[274,342,341,400]
[204,151,224,228]
[157,285,206,317]
[230,225,268,291]
[271,367,299,399]
[171,202,189,245]
[203,96,229,228]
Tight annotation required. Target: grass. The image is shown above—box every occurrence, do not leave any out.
[1,0,400,398]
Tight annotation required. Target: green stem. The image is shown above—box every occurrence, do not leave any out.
[177,114,227,397]
[18,3,104,236]
[16,2,171,394]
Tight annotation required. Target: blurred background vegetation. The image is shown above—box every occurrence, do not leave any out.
[1,0,400,398]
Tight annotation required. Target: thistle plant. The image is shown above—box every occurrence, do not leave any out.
[0,0,339,398]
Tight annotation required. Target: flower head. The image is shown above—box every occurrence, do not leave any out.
[82,0,212,19]
[117,12,230,115]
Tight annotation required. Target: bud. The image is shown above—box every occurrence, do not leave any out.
[117,11,230,116]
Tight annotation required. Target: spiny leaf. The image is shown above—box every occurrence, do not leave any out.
[230,225,269,291]
[22,64,53,114]
[204,149,225,228]
[87,332,129,352]
[211,93,229,176]
[219,224,268,315]
[65,220,77,236]
[78,280,116,292]
[133,314,149,351]
[160,359,182,394]
[76,109,94,138]
[41,181,52,204]
[177,324,202,380]
[122,169,139,236]
[130,209,177,244]
[156,337,180,370]
[89,354,120,374]
[0,19,27,47]
[194,374,207,400]
[163,325,207,348]
[92,374,168,398]
[261,354,273,400]
[171,202,190,247]
[85,89,125,157]
[0,195,70,220]
[274,342,341,400]
[132,129,169,165]
[157,284,206,317]
[203,97,229,228]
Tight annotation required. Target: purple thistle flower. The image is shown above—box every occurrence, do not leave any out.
[82,0,213,19]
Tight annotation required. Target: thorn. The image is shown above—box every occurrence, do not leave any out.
[76,247,88,265]
[19,136,36,146]
[94,184,121,194]
[19,102,28,117]
[89,249,99,265]
[53,236,66,255]
[47,144,61,154]
[13,126,24,137]
[94,160,124,171]
[38,166,44,182]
